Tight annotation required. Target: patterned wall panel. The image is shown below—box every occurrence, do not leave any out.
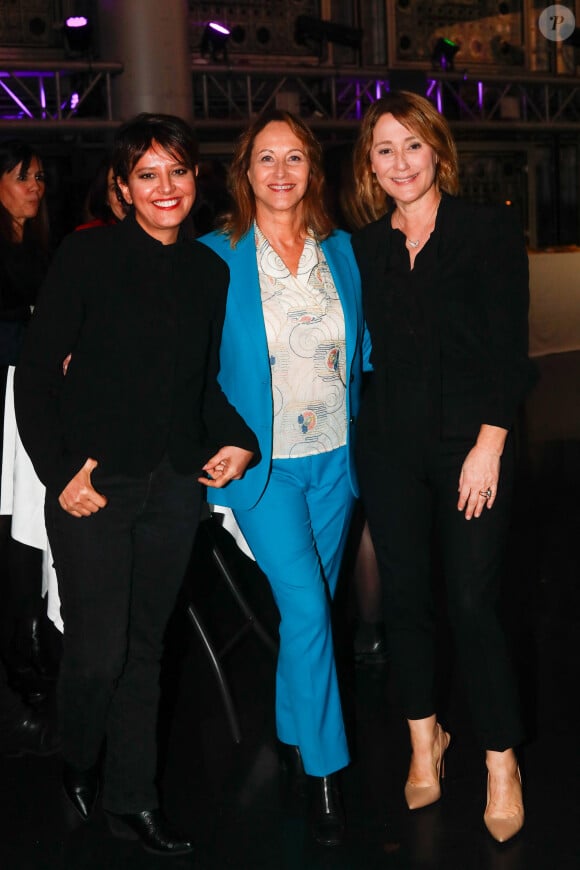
[188,0,322,59]
[393,0,525,67]
[0,0,59,47]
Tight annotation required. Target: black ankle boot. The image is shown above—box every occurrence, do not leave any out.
[308,772,345,846]
[62,761,100,821]
[106,808,193,856]
[277,741,308,811]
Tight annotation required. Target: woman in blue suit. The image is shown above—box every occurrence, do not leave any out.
[200,110,369,846]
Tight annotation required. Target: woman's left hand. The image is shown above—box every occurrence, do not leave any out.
[199,446,254,489]
[457,444,501,520]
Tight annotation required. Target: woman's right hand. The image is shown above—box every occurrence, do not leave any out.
[58,458,108,517]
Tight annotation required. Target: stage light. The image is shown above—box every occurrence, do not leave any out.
[200,21,231,63]
[294,15,363,56]
[66,16,88,27]
[64,15,92,54]
[431,37,459,71]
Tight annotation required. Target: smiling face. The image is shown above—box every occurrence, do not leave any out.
[246,121,310,221]
[369,112,438,208]
[0,156,45,236]
[117,142,196,244]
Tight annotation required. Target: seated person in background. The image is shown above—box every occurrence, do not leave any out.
[75,156,129,230]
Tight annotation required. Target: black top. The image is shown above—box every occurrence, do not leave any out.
[382,223,434,382]
[14,212,259,493]
[0,237,48,366]
[351,194,537,446]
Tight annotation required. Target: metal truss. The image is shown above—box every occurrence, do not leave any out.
[0,60,123,132]
[191,64,580,137]
[0,59,579,136]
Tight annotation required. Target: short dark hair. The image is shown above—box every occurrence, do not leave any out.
[112,113,199,186]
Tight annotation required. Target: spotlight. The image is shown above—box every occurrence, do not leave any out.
[64,15,92,55]
[200,21,231,63]
[431,37,459,71]
[294,15,363,56]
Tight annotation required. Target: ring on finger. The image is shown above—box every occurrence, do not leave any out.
[479,488,492,499]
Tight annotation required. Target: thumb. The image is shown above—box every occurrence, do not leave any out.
[83,458,98,474]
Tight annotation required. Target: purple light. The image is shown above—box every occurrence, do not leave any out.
[426,79,437,98]
[39,77,46,115]
[208,22,230,36]
[477,81,484,112]
[0,79,33,118]
[70,92,80,110]
[66,16,89,28]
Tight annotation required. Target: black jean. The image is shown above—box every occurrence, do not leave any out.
[45,455,202,813]
[357,433,524,752]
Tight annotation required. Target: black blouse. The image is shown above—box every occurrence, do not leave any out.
[15,213,259,493]
[352,194,537,445]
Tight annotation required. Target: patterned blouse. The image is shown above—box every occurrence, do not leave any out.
[255,223,347,459]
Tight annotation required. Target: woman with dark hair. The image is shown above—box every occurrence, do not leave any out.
[15,113,257,857]
[350,92,536,842]
[0,139,54,698]
[76,156,129,230]
[200,110,369,846]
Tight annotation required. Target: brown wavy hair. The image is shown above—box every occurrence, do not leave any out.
[221,110,334,246]
[351,91,459,228]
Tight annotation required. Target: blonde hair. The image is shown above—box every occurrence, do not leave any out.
[351,91,459,227]
[220,110,334,246]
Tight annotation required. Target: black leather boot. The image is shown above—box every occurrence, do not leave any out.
[106,808,193,856]
[0,705,60,758]
[9,616,59,692]
[308,772,345,846]
[62,761,100,821]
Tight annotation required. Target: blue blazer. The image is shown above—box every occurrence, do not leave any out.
[199,227,371,510]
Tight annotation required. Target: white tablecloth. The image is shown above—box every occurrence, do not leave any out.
[1,366,63,631]
[529,249,580,358]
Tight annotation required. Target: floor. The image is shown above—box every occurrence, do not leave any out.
[2,359,580,869]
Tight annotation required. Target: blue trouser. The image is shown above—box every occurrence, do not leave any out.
[234,446,354,776]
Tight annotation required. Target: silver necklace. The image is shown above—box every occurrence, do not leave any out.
[395,199,440,250]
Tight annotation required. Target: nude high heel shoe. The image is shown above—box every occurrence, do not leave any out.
[404,723,451,810]
[483,766,524,843]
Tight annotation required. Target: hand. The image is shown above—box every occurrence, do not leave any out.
[457,444,501,520]
[62,353,72,375]
[198,446,254,489]
[58,458,108,518]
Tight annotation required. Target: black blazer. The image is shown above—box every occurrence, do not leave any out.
[351,194,537,444]
[14,213,258,493]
